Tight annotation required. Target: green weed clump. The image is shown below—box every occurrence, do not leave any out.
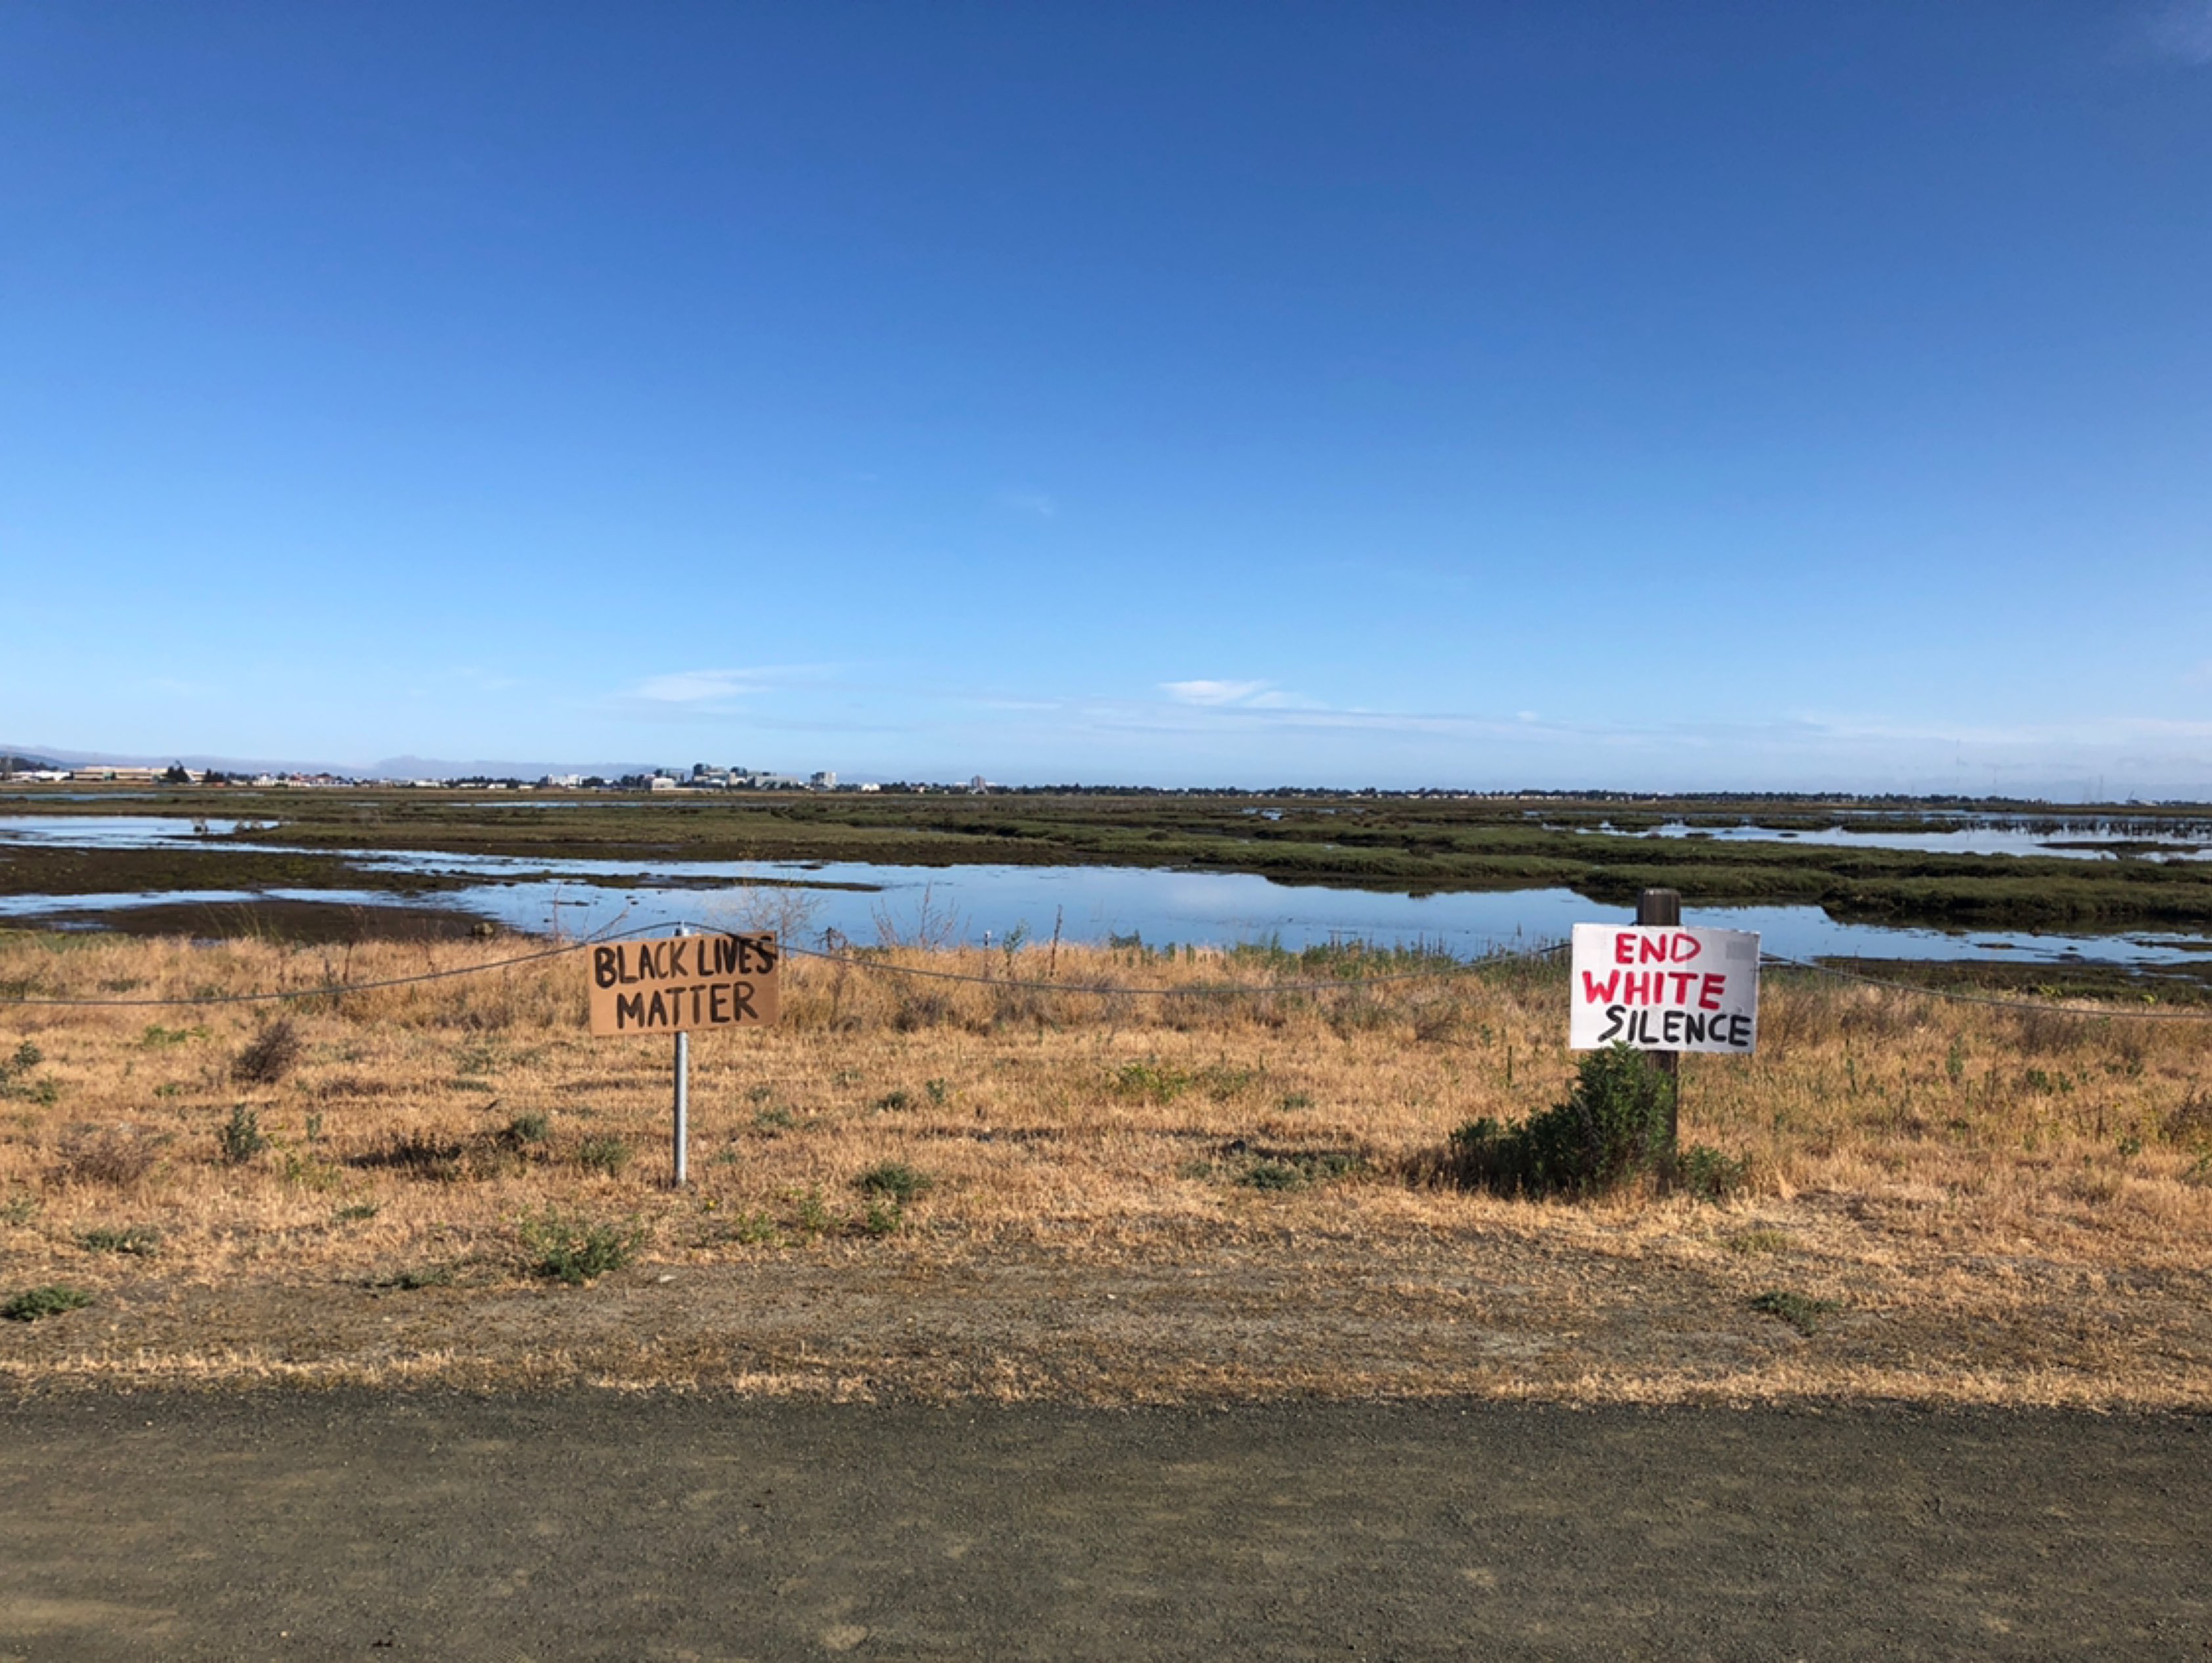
[3,1284,94,1321]
[518,1210,645,1285]
[856,1162,934,1204]
[1751,1289,1841,1336]
[1671,1142,1751,1202]
[1111,1061,1190,1103]
[861,1199,904,1237]
[0,1040,55,1104]
[217,1104,269,1164]
[1447,1045,1676,1201]
[1231,1149,1364,1191]
[501,1111,550,1147]
[77,1225,162,1256]
[575,1135,632,1177]
[366,1263,455,1291]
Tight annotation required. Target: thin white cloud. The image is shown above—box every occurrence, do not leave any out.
[996,489,1058,519]
[2146,0,2212,62]
[632,670,771,704]
[1162,679,1270,706]
[1161,679,1326,711]
[618,665,831,711]
[2183,659,2212,688]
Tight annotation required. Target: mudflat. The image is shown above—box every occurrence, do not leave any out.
[2,1391,2205,1660]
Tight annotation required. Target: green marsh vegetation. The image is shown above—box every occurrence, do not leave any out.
[5,784,2211,939]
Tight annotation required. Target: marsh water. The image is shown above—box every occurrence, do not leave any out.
[1565,815,2212,862]
[3,814,2209,971]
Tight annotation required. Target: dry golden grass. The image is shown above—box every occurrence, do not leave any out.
[2,930,2209,1406]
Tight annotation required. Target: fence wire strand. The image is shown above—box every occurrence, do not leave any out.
[1756,952,2212,1022]
[3,913,2210,1021]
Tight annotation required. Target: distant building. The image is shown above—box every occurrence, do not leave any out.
[969,775,989,793]
[648,776,677,792]
[810,770,837,790]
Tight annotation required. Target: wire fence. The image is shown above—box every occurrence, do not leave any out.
[2,910,2210,1021]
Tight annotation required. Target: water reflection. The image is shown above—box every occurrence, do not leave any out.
[3,816,2207,969]
[1564,817,2212,862]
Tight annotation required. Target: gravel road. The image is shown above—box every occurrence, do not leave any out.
[2,1392,2205,1660]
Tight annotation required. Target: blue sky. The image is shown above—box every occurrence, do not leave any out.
[4,2,2209,793]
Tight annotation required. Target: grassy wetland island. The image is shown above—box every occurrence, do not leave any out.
[7,780,2212,936]
[2,783,2210,1407]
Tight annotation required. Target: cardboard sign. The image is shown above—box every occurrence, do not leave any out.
[587,932,781,1036]
[1569,924,1759,1054]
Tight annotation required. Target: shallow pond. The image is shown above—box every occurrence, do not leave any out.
[3,818,2207,970]
[1571,816,2212,862]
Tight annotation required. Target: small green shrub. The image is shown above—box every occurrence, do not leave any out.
[1447,1045,1675,1201]
[861,1199,904,1236]
[1197,1063,1261,1099]
[1111,1061,1190,1103]
[501,1111,550,1147]
[0,1038,50,1099]
[141,1024,210,1049]
[217,1104,269,1165]
[856,1162,933,1204]
[790,1187,833,1238]
[1750,1289,1840,1336]
[366,1263,454,1291]
[334,1202,380,1222]
[1,1193,38,1227]
[1234,1150,1363,1191]
[1671,1143,1750,1202]
[77,1225,162,1256]
[726,1208,780,1245]
[281,1149,342,1191]
[518,1210,644,1285]
[872,1090,912,1113]
[1278,1092,1315,1111]
[3,1284,94,1321]
[576,1135,632,1177]
[1724,1228,1792,1256]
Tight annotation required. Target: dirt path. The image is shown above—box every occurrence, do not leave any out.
[2,1391,2205,1660]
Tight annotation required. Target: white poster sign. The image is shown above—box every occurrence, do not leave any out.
[1569,923,1761,1054]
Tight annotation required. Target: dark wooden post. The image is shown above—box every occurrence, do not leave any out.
[1638,887,1682,1142]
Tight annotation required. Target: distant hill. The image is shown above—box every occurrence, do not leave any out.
[0,752,62,773]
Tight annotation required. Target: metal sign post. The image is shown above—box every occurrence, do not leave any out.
[673,1027,690,1187]
[673,921,690,1187]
